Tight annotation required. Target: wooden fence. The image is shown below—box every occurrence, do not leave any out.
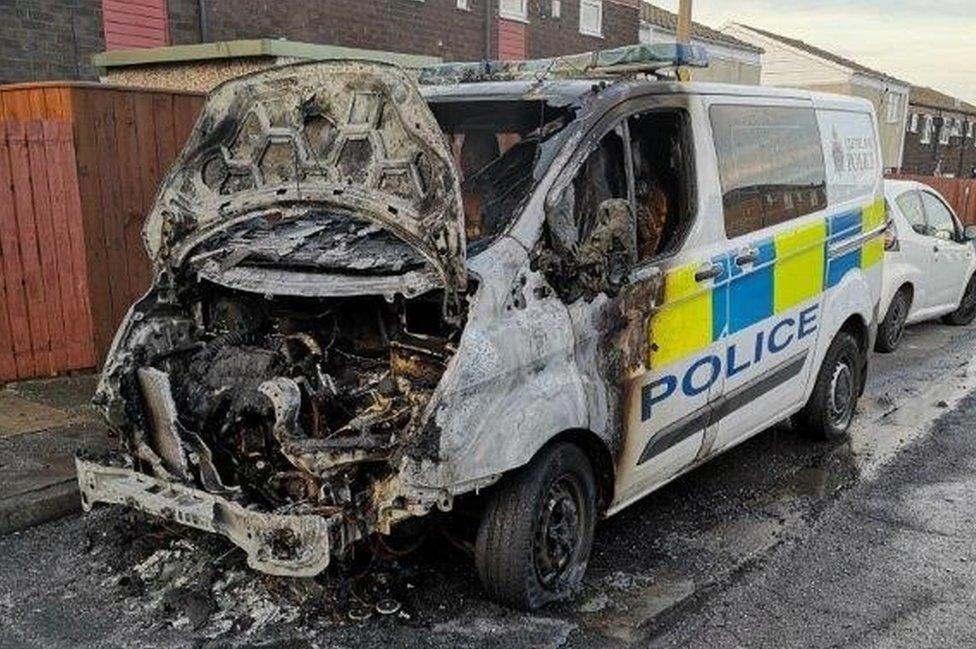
[887,174,976,225]
[0,83,204,381]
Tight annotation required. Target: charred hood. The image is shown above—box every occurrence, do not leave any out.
[144,60,467,310]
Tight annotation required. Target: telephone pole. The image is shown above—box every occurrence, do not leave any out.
[676,0,692,81]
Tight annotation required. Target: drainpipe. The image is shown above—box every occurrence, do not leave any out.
[198,0,209,43]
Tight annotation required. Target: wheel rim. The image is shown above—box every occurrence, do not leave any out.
[533,475,584,588]
[828,359,855,429]
[887,296,907,347]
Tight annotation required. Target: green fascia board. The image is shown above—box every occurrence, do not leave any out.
[92,39,441,69]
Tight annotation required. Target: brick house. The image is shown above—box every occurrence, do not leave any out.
[1,0,641,90]
[901,86,976,178]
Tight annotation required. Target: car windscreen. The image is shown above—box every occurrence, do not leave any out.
[428,98,576,252]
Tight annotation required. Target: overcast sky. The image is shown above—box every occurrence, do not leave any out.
[649,0,976,104]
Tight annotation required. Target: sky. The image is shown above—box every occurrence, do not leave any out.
[649,0,976,104]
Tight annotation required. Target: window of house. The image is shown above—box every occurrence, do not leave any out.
[579,0,603,37]
[940,118,951,145]
[921,115,934,144]
[908,113,918,133]
[499,0,528,21]
[552,0,561,18]
[968,120,975,139]
[710,105,827,238]
[457,0,469,9]
[884,92,901,124]
[629,110,694,262]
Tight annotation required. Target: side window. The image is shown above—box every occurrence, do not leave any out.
[895,191,927,234]
[629,110,693,262]
[571,125,627,238]
[710,105,827,238]
[920,191,959,240]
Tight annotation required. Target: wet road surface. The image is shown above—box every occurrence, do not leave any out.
[2,321,976,648]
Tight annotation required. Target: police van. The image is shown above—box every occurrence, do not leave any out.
[79,44,885,611]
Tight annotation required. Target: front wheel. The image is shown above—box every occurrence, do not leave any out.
[797,331,862,440]
[943,274,976,326]
[475,442,597,610]
[875,288,910,353]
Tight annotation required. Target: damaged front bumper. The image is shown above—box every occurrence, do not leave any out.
[76,457,353,577]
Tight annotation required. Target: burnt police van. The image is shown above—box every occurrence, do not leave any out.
[78,44,885,610]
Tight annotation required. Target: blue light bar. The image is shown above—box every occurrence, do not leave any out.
[418,43,710,85]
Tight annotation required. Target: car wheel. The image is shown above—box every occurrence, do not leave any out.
[943,274,976,326]
[875,288,910,352]
[797,331,862,440]
[475,442,597,610]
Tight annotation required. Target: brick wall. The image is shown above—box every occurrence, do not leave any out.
[202,0,490,62]
[167,0,202,45]
[197,0,639,62]
[0,0,105,83]
[902,107,976,178]
[528,0,638,58]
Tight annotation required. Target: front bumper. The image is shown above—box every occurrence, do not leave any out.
[76,458,349,577]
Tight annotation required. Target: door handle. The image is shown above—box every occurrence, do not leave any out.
[694,262,723,283]
[735,247,760,266]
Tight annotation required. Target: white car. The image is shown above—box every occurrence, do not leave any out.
[876,180,976,352]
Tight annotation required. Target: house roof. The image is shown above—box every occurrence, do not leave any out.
[729,23,908,86]
[910,86,976,115]
[640,4,763,54]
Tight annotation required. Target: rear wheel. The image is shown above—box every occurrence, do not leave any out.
[875,288,910,352]
[797,331,862,440]
[943,274,976,326]
[475,442,597,610]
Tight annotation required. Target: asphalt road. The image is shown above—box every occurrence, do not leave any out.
[3,320,976,648]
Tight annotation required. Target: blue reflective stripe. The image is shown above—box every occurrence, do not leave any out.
[826,209,863,287]
[728,239,776,334]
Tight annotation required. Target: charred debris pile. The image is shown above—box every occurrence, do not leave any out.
[125,210,465,515]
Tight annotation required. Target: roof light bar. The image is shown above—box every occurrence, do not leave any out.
[418,42,710,85]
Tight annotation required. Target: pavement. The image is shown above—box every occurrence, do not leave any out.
[0,374,111,533]
[1,321,976,648]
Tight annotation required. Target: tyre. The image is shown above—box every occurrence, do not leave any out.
[943,274,976,326]
[797,331,862,440]
[875,288,910,352]
[475,442,597,610]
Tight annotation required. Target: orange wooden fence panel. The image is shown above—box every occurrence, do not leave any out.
[0,120,95,379]
[0,82,204,381]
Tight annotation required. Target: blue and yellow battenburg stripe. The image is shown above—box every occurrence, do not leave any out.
[649,198,885,368]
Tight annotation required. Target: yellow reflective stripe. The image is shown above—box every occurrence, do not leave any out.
[773,219,826,313]
[649,263,713,368]
[860,198,886,269]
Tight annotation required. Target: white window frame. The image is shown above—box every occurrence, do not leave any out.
[499,0,528,21]
[939,117,951,145]
[457,0,469,9]
[909,113,918,133]
[551,0,561,19]
[579,0,603,37]
[921,114,933,144]
[968,120,975,139]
